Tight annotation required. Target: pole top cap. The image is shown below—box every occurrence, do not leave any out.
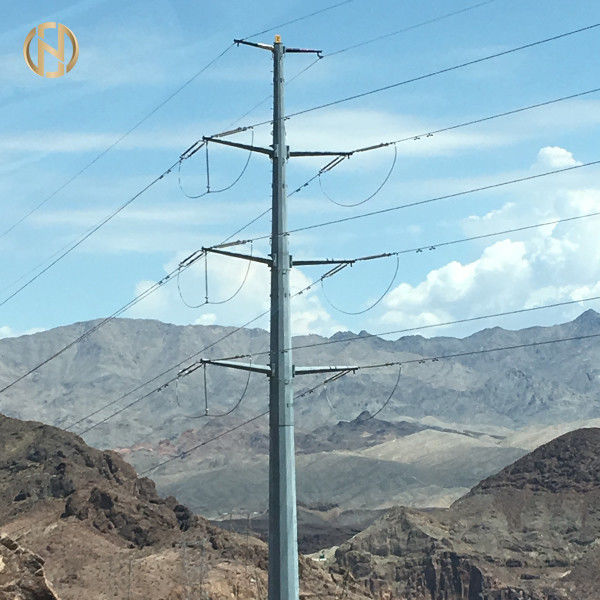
[274,34,281,43]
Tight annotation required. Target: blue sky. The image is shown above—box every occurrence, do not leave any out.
[2,0,600,341]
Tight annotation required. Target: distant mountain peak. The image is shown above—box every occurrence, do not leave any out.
[353,410,372,423]
[573,308,600,325]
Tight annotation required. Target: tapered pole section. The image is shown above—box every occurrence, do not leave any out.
[268,35,299,600]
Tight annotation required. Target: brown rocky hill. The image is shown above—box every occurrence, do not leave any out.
[0,414,370,600]
[331,427,600,599]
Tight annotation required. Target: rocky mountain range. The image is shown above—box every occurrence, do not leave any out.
[1,310,600,523]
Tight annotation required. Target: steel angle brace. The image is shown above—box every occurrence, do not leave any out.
[202,135,273,157]
[202,136,352,161]
[233,38,322,57]
[200,359,272,376]
[293,365,358,376]
[202,246,272,266]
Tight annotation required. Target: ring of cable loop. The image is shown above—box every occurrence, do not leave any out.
[177,129,255,199]
[177,242,254,308]
[175,361,253,419]
[318,143,398,207]
[320,253,399,315]
[324,364,402,421]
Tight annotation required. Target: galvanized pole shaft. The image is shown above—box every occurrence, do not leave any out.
[268,36,299,600]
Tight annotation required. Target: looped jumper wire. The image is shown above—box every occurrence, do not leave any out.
[319,144,398,207]
[175,361,253,419]
[320,253,400,315]
[177,129,255,198]
[177,242,254,308]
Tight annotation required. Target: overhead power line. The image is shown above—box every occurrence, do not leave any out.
[67,268,336,435]
[2,0,354,239]
[140,372,341,475]
[7,290,597,488]
[350,87,600,154]
[6,85,598,305]
[1,47,232,240]
[285,159,600,236]
[283,87,600,209]
[60,303,269,433]
[241,0,354,40]
[140,325,600,476]
[225,0,498,125]
[165,292,600,364]
[0,204,275,398]
[66,176,600,434]
[228,22,600,132]
[0,261,189,396]
[0,157,345,407]
[340,330,600,372]
[281,204,600,268]
[286,22,600,119]
[290,295,600,353]
[239,159,600,242]
[81,284,600,438]
[21,148,599,437]
[0,160,179,307]
[390,210,600,257]
[326,0,497,57]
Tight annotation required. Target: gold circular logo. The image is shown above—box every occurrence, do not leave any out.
[23,22,79,78]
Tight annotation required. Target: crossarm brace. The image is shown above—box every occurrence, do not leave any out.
[294,365,359,375]
[203,136,273,156]
[203,246,272,266]
[202,359,272,375]
[192,360,359,377]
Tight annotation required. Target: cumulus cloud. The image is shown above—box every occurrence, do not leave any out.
[533,146,581,170]
[194,313,217,326]
[381,239,531,326]
[379,147,600,334]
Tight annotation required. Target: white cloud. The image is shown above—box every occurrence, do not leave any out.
[533,146,581,170]
[0,326,15,339]
[381,239,531,326]
[379,147,600,333]
[194,313,217,326]
[280,109,511,164]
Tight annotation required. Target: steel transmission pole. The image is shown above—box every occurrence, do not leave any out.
[199,35,358,600]
[268,35,298,600]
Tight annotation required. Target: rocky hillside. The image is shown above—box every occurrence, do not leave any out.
[0,414,370,600]
[331,427,600,599]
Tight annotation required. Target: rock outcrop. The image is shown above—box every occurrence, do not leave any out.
[332,428,600,599]
[0,535,59,600]
[0,414,192,548]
